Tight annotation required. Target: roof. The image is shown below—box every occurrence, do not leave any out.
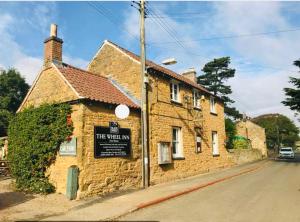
[105,40,212,95]
[55,63,140,109]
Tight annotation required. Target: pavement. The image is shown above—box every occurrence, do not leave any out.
[40,159,269,221]
[121,154,300,222]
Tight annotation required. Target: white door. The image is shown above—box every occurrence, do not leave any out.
[212,131,219,155]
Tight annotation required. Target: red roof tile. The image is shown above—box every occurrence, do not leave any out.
[56,63,139,109]
[106,40,212,95]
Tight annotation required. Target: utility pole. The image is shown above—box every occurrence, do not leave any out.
[139,0,149,188]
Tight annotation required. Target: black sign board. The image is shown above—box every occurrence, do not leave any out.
[94,122,131,158]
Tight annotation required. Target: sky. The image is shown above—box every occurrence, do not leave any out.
[0,1,300,125]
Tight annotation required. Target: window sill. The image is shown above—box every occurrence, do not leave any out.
[213,154,220,157]
[193,107,202,111]
[171,100,183,106]
[172,156,185,160]
[210,112,218,116]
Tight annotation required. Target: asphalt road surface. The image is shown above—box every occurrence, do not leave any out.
[120,154,300,222]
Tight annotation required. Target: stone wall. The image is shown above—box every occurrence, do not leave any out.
[46,104,84,194]
[148,75,233,184]
[20,66,78,111]
[88,42,235,186]
[88,43,142,100]
[228,149,263,165]
[236,120,267,157]
[19,67,83,195]
[77,103,142,198]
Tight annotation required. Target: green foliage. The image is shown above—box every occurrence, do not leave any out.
[225,118,236,149]
[0,68,30,113]
[197,57,241,119]
[253,114,299,149]
[0,109,13,136]
[283,59,300,113]
[233,138,250,149]
[0,68,30,137]
[224,106,243,120]
[7,103,73,194]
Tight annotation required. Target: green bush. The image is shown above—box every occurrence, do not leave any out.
[7,104,73,194]
[225,118,236,149]
[233,139,250,149]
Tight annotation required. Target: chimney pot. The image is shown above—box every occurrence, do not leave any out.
[44,24,63,68]
[50,24,57,37]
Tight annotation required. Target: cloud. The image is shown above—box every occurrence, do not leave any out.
[0,3,89,84]
[122,2,300,125]
[63,55,89,69]
[0,13,42,84]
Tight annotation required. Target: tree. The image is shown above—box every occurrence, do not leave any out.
[198,57,242,119]
[252,114,299,149]
[225,118,236,149]
[0,68,29,136]
[282,59,300,113]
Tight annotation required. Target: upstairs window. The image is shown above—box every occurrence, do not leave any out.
[170,81,180,103]
[210,96,217,114]
[193,90,201,108]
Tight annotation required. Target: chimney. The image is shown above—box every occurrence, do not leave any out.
[44,24,63,68]
[181,68,197,82]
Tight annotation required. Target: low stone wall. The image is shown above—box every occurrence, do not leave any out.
[228,149,264,165]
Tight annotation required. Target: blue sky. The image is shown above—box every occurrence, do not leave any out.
[1,1,300,124]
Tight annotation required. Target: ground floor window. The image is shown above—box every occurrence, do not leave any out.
[172,127,183,158]
[212,131,219,156]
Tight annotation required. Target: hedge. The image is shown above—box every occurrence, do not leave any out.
[8,104,73,193]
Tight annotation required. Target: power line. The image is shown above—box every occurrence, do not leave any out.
[148,27,300,45]
[146,4,202,57]
[87,1,139,41]
[148,15,209,19]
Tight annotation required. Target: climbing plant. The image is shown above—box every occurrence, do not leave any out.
[8,104,73,193]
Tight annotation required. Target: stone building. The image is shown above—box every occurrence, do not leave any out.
[236,120,267,157]
[18,25,233,198]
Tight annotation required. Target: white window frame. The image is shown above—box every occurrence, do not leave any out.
[212,131,219,156]
[195,132,202,153]
[210,96,217,114]
[172,127,183,158]
[170,81,180,103]
[193,90,201,108]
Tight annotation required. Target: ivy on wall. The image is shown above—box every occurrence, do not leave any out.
[8,104,73,193]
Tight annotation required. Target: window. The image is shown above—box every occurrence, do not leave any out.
[172,127,183,158]
[212,131,219,156]
[210,96,217,114]
[170,81,180,102]
[157,142,172,165]
[195,133,202,153]
[193,90,201,108]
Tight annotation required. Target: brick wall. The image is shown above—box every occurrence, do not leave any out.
[44,37,63,68]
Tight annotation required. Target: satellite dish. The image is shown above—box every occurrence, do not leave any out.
[115,104,130,119]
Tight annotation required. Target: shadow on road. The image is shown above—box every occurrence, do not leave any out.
[271,153,300,164]
[0,191,35,210]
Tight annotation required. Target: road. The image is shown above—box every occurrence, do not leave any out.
[120,154,300,222]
